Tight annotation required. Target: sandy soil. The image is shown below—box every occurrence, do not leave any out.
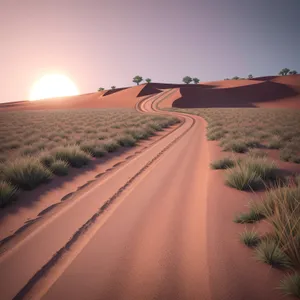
[0,77,299,299]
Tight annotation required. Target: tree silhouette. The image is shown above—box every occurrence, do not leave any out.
[289,70,298,75]
[183,76,192,84]
[111,86,116,90]
[192,77,200,84]
[133,75,143,85]
[98,87,104,91]
[145,78,152,83]
[279,68,290,76]
[248,74,253,79]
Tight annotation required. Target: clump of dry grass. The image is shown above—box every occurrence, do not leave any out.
[2,157,52,190]
[0,181,18,207]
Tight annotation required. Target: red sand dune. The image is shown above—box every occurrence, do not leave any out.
[1,75,300,111]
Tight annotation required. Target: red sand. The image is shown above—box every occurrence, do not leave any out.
[0,76,299,299]
[1,75,299,111]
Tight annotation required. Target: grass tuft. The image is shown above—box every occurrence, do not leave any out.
[2,157,52,190]
[255,238,293,269]
[239,229,261,247]
[52,146,91,168]
[280,273,300,298]
[50,160,69,176]
[210,158,235,169]
[0,181,18,207]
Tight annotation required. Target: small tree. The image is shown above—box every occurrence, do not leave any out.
[183,76,192,84]
[192,77,200,84]
[279,68,290,76]
[98,87,104,92]
[133,75,143,85]
[289,70,298,75]
[248,74,253,79]
[111,86,116,90]
[145,78,151,83]
[224,78,230,80]
[232,76,240,80]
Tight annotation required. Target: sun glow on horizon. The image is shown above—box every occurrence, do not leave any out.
[29,74,79,101]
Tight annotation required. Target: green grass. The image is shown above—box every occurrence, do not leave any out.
[234,208,265,224]
[280,273,300,298]
[255,238,293,269]
[210,158,235,169]
[2,157,52,190]
[0,181,18,207]
[50,160,69,176]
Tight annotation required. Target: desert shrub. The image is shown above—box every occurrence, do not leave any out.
[116,135,137,147]
[124,129,151,140]
[222,141,248,153]
[239,229,261,247]
[234,207,265,224]
[2,157,52,190]
[39,152,56,167]
[248,149,268,158]
[280,273,300,298]
[225,166,262,191]
[267,138,282,149]
[241,157,278,181]
[255,238,292,269]
[0,181,18,207]
[103,140,120,152]
[210,158,235,169]
[52,146,91,168]
[148,122,163,131]
[50,160,69,176]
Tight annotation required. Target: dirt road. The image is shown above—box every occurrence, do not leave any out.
[0,89,282,300]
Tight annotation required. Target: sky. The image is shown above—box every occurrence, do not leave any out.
[1,0,300,103]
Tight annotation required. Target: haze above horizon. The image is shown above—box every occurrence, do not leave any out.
[1,0,299,103]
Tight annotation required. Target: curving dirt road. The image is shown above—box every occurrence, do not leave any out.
[0,89,282,300]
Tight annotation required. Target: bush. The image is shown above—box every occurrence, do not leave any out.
[52,146,91,168]
[50,160,69,176]
[2,157,52,190]
[0,181,18,207]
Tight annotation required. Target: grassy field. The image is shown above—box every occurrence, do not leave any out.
[168,107,300,163]
[0,108,179,206]
[167,107,300,298]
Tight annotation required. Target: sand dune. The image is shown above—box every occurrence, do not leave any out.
[1,75,299,111]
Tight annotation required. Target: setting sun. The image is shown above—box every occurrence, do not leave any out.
[29,74,79,101]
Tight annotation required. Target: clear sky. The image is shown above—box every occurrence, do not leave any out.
[1,0,299,103]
